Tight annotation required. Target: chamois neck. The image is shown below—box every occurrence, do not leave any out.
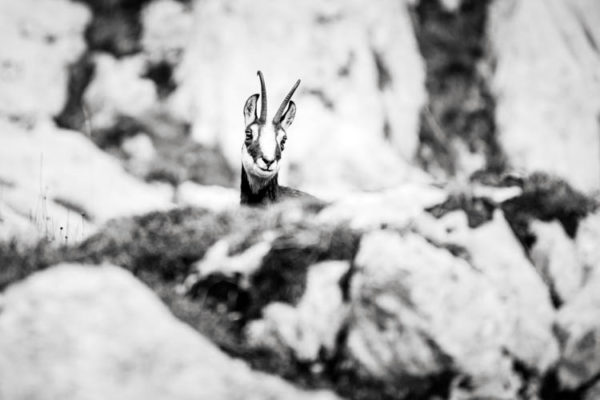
[240,167,280,205]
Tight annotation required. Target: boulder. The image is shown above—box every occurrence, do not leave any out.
[168,0,426,193]
[576,211,600,282]
[122,133,157,176]
[0,263,341,400]
[529,220,585,304]
[555,272,600,390]
[187,233,274,291]
[584,380,600,400]
[488,0,600,192]
[316,182,445,229]
[141,0,194,64]
[177,181,239,212]
[0,0,90,124]
[347,230,520,398]
[246,260,350,363]
[84,53,158,131]
[0,119,172,243]
[415,210,559,373]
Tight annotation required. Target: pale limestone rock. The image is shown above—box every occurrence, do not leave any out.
[0,264,341,400]
[0,120,172,243]
[84,54,158,130]
[440,0,462,12]
[470,184,522,203]
[316,182,446,230]
[415,210,559,373]
[122,134,156,163]
[584,380,600,400]
[529,220,585,304]
[488,0,600,192]
[121,133,157,176]
[141,0,194,64]
[555,271,600,390]
[576,211,600,283]
[169,0,426,192]
[246,261,350,363]
[347,230,519,398]
[0,0,90,123]
[190,237,273,290]
[177,181,239,212]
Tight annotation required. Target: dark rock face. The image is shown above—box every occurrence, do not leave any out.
[412,0,504,179]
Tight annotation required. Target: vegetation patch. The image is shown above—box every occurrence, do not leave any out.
[501,172,597,249]
[65,207,233,280]
[427,191,496,228]
[0,240,58,291]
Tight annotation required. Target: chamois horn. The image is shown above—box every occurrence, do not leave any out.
[273,79,301,124]
[257,71,267,123]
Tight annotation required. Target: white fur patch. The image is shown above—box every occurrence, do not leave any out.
[258,123,278,161]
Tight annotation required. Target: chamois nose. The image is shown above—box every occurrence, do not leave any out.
[261,156,274,168]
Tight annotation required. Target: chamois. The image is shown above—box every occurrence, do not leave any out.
[240,71,315,206]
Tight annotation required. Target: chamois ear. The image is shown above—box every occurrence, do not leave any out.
[244,94,259,127]
[279,100,296,130]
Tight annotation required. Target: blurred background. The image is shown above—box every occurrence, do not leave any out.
[1,0,599,242]
[1,0,600,399]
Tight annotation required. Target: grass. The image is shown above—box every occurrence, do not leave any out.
[0,239,58,291]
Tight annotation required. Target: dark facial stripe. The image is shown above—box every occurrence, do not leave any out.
[245,124,283,162]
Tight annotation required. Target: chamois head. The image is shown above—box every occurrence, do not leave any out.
[242,71,300,191]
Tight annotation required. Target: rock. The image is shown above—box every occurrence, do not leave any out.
[470,184,522,204]
[439,0,462,12]
[555,272,600,390]
[584,379,600,400]
[246,261,350,363]
[0,0,90,124]
[576,211,600,282]
[0,119,172,243]
[0,263,341,400]
[186,233,275,292]
[84,54,158,131]
[122,133,157,176]
[529,220,585,304]
[169,0,426,192]
[415,210,559,373]
[177,181,239,212]
[488,0,600,192]
[347,230,520,398]
[122,133,156,161]
[141,0,193,64]
[316,182,446,230]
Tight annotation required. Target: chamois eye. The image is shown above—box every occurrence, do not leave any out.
[245,129,252,140]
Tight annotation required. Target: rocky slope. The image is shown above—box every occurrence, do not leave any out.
[1,0,600,399]
[1,177,599,399]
